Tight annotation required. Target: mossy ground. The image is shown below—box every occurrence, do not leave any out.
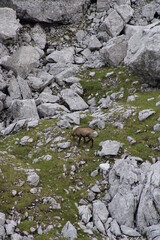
[0,66,160,239]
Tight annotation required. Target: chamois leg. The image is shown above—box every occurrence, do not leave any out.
[87,137,93,148]
[78,136,82,146]
[83,137,86,144]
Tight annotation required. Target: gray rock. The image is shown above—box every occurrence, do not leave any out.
[99,162,110,171]
[91,184,101,193]
[17,77,32,99]
[78,205,92,224]
[103,9,124,37]
[138,109,155,121]
[8,77,21,99]
[97,0,110,12]
[153,124,160,131]
[57,141,71,149]
[36,92,59,105]
[110,219,121,236]
[10,99,39,121]
[27,172,40,187]
[89,119,105,130]
[0,225,5,239]
[98,96,112,109]
[145,224,160,240]
[62,221,77,240]
[11,233,23,240]
[43,197,61,209]
[27,76,44,92]
[70,83,83,96]
[0,74,7,91]
[1,122,16,136]
[60,112,80,125]
[0,8,21,42]
[136,161,160,231]
[115,4,134,23]
[93,200,109,224]
[5,220,16,235]
[93,200,109,234]
[1,46,41,79]
[0,0,89,24]
[142,3,156,22]
[108,156,145,227]
[61,89,88,111]
[121,225,141,237]
[0,212,5,225]
[88,35,102,51]
[124,24,160,86]
[100,35,128,66]
[37,103,69,118]
[97,140,122,156]
[127,136,136,144]
[46,47,74,64]
[31,24,46,49]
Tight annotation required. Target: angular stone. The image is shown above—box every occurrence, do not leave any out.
[110,219,121,236]
[115,4,134,23]
[88,35,102,51]
[31,24,46,49]
[1,46,41,78]
[10,99,39,121]
[37,103,69,118]
[100,35,127,66]
[124,24,160,86]
[62,221,77,240]
[78,205,92,224]
[136,161,160,231]
[97,140,122,156]
[121,225,141,237]
[46,47,74,64]
[27,172,40,187]
[103,9,124,37]
[0,212,5,225]
[138,109,155,121]
[0,8,21,42]
[145,224,160,240]
[153,124,160,132]
[61,89,88,111]
[0,0,89,24]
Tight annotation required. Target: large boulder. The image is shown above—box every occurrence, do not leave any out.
[0,0,90,24]
[124,23,160,86]
[61,89,88,111]
[100,35,128,66]
[136,161,160,232]
[10,99,39,121]
[37,103,69,118]
[1,46,41,79]
[103,9,124,37]
[0,8,21,42]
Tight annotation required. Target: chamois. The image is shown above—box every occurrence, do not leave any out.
[72,127,97,148]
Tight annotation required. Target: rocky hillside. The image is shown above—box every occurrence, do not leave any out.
[0,0,160,239]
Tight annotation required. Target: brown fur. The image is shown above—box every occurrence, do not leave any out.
[72,127,94,148]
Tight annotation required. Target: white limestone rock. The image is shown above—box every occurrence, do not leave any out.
[97,140,122,156]
[0,8,21,42]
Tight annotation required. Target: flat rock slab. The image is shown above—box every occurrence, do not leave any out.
[0,8,21,42]
[61,89,88,111]
[97,140,122,156]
